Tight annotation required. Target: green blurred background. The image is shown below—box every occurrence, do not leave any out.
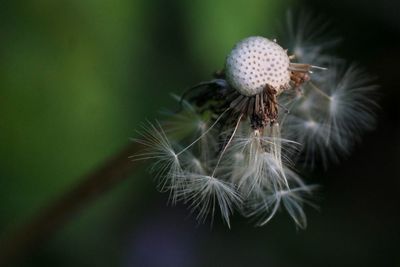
[1,0,399,266]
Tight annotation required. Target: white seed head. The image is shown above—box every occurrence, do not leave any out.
[225,36,291,96]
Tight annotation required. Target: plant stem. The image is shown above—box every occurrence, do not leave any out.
[0,142,142,266]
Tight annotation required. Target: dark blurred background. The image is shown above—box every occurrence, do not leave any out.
[0,0,399,266]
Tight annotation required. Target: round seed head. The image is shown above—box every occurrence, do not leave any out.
[225,36,291,96]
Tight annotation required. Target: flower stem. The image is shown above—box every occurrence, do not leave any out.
[0,142,142,266]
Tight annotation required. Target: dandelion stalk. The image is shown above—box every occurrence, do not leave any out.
[0,142,142,266]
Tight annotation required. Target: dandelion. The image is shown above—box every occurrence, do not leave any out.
[133,13,377,228]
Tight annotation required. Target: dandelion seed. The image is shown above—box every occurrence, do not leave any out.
[131,122,185,203]
[283,63,378,167]
[281,10,340,66]
[246,184,316,229]
[132,12,377,228]
[177,173,242,228]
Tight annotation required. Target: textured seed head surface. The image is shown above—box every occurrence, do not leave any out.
[225,36,291,96]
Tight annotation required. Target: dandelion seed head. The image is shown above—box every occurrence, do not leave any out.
[225,36,291,96]
[132,11,378,229]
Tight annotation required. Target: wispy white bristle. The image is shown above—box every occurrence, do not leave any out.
[177,174,242,228]
[245,182,317,229]
[281,10,340,67]
[282,63,377,167]
[131,122,185,203]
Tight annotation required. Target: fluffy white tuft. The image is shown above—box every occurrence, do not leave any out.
[282,63,377,167]
[132,122,186,203]
[281,10,340,67]
[245,182,317,229]
[223,125,298,196]
[177,173,242,228]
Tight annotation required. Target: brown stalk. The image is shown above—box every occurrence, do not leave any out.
[0,142,142,266]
